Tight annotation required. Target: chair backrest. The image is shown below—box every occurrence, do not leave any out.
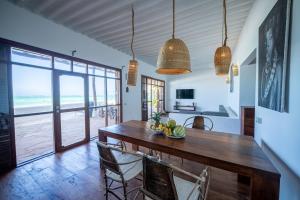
[184,116,214,131]
[198,167,210,200]
[142,156,178,200]
[96,142,120,174]
[192,116,205,129]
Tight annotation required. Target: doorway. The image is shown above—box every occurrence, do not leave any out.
[53,72,89,151]
[240,49,256,137]
[141,75,165,121]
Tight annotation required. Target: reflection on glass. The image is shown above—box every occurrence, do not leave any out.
[107,106,120,126]
[12,65,53,115]
[59,75,84,109]
[61,111,85,147]
[88,65,105,76]
[73,62,87,74]
[89,107,106,138]
[106,69,120,78]
[15,114,54,164]
[107,79,120,105]
[11,48,52,68]
[54,57,71,71]
[89,76,105,107]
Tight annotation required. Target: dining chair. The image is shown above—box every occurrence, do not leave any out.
[134,156,210,200]
[96,141,143,200]
[183,116,214,131]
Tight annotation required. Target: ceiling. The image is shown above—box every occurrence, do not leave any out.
[7,0,254,69]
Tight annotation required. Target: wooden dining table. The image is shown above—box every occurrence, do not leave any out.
[98,120,280,200]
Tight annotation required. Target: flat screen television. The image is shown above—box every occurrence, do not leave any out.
[176,89,194,99]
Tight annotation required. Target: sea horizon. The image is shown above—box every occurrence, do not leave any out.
[13,95,113,108]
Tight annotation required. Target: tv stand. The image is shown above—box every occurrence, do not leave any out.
[173,105,196,111]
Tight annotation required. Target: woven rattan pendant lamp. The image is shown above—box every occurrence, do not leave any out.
[127,5,138,86]
[156,0,191,75]
[214,0,232,76]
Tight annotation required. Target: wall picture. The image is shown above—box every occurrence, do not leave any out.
[258,0,291,112]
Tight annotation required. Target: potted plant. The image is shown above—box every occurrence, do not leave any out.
[151,112,161,127]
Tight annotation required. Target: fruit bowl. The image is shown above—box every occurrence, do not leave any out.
[149,119,186,138]
[166,134,185,139]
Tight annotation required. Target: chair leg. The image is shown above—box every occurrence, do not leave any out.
[133,190,141,200]
[123,180,127,200]
[104,173,108,200]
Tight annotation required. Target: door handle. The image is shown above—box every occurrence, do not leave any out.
[56,106,60,113]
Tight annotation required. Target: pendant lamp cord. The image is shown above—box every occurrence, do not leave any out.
[223,0,228,46]
[131,5,135,60]
[172,0,175,39]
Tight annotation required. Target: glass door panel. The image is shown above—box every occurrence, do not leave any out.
[141,76,165,121]
[107,106,120,126]
[55,72,87,150]
[12,64,54,164]
[89,107,106,138]
[107,79,120,105]
[60,111,85,147]
[15,114,54,163]
[59,75,85,109]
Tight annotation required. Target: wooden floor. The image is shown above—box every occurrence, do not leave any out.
[0,141,250,200]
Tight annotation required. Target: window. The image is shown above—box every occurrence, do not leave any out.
[73,62,87,74]
[54,57,71,71]
[141,76,165,121]
[88,66,121,139]
[88,65,105,76]
[12,65,53,115]
[11,48,52,68]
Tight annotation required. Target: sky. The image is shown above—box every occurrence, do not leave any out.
[11,48,114,98]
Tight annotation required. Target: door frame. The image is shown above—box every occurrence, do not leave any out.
[53,70,90,152]
[141,75,165,121]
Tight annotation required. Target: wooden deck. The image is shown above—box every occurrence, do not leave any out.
[0,141,250,200]
[15,112,106,164]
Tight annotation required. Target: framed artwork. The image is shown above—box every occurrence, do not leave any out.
[258,0,292,112]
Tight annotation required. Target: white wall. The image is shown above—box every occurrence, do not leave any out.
[169,112,240,134]
[0,0,166,121]
[166,68,228,112]
[240,64,256,106]
[230,0,300,199]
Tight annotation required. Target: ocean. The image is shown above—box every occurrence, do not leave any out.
[14,95,114,108]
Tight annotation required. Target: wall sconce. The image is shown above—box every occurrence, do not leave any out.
[232,64,239,76]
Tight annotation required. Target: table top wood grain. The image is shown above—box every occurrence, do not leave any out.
[99,120,280,178]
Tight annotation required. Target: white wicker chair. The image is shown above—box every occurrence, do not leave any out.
[135,156,210,200]
[96,141,143,200]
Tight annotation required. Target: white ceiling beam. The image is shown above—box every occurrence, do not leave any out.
[90,2,250,44]
[85,0,215,36]
[101,17,245,48]
[82,0,164,35]
[48,0,85,20]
